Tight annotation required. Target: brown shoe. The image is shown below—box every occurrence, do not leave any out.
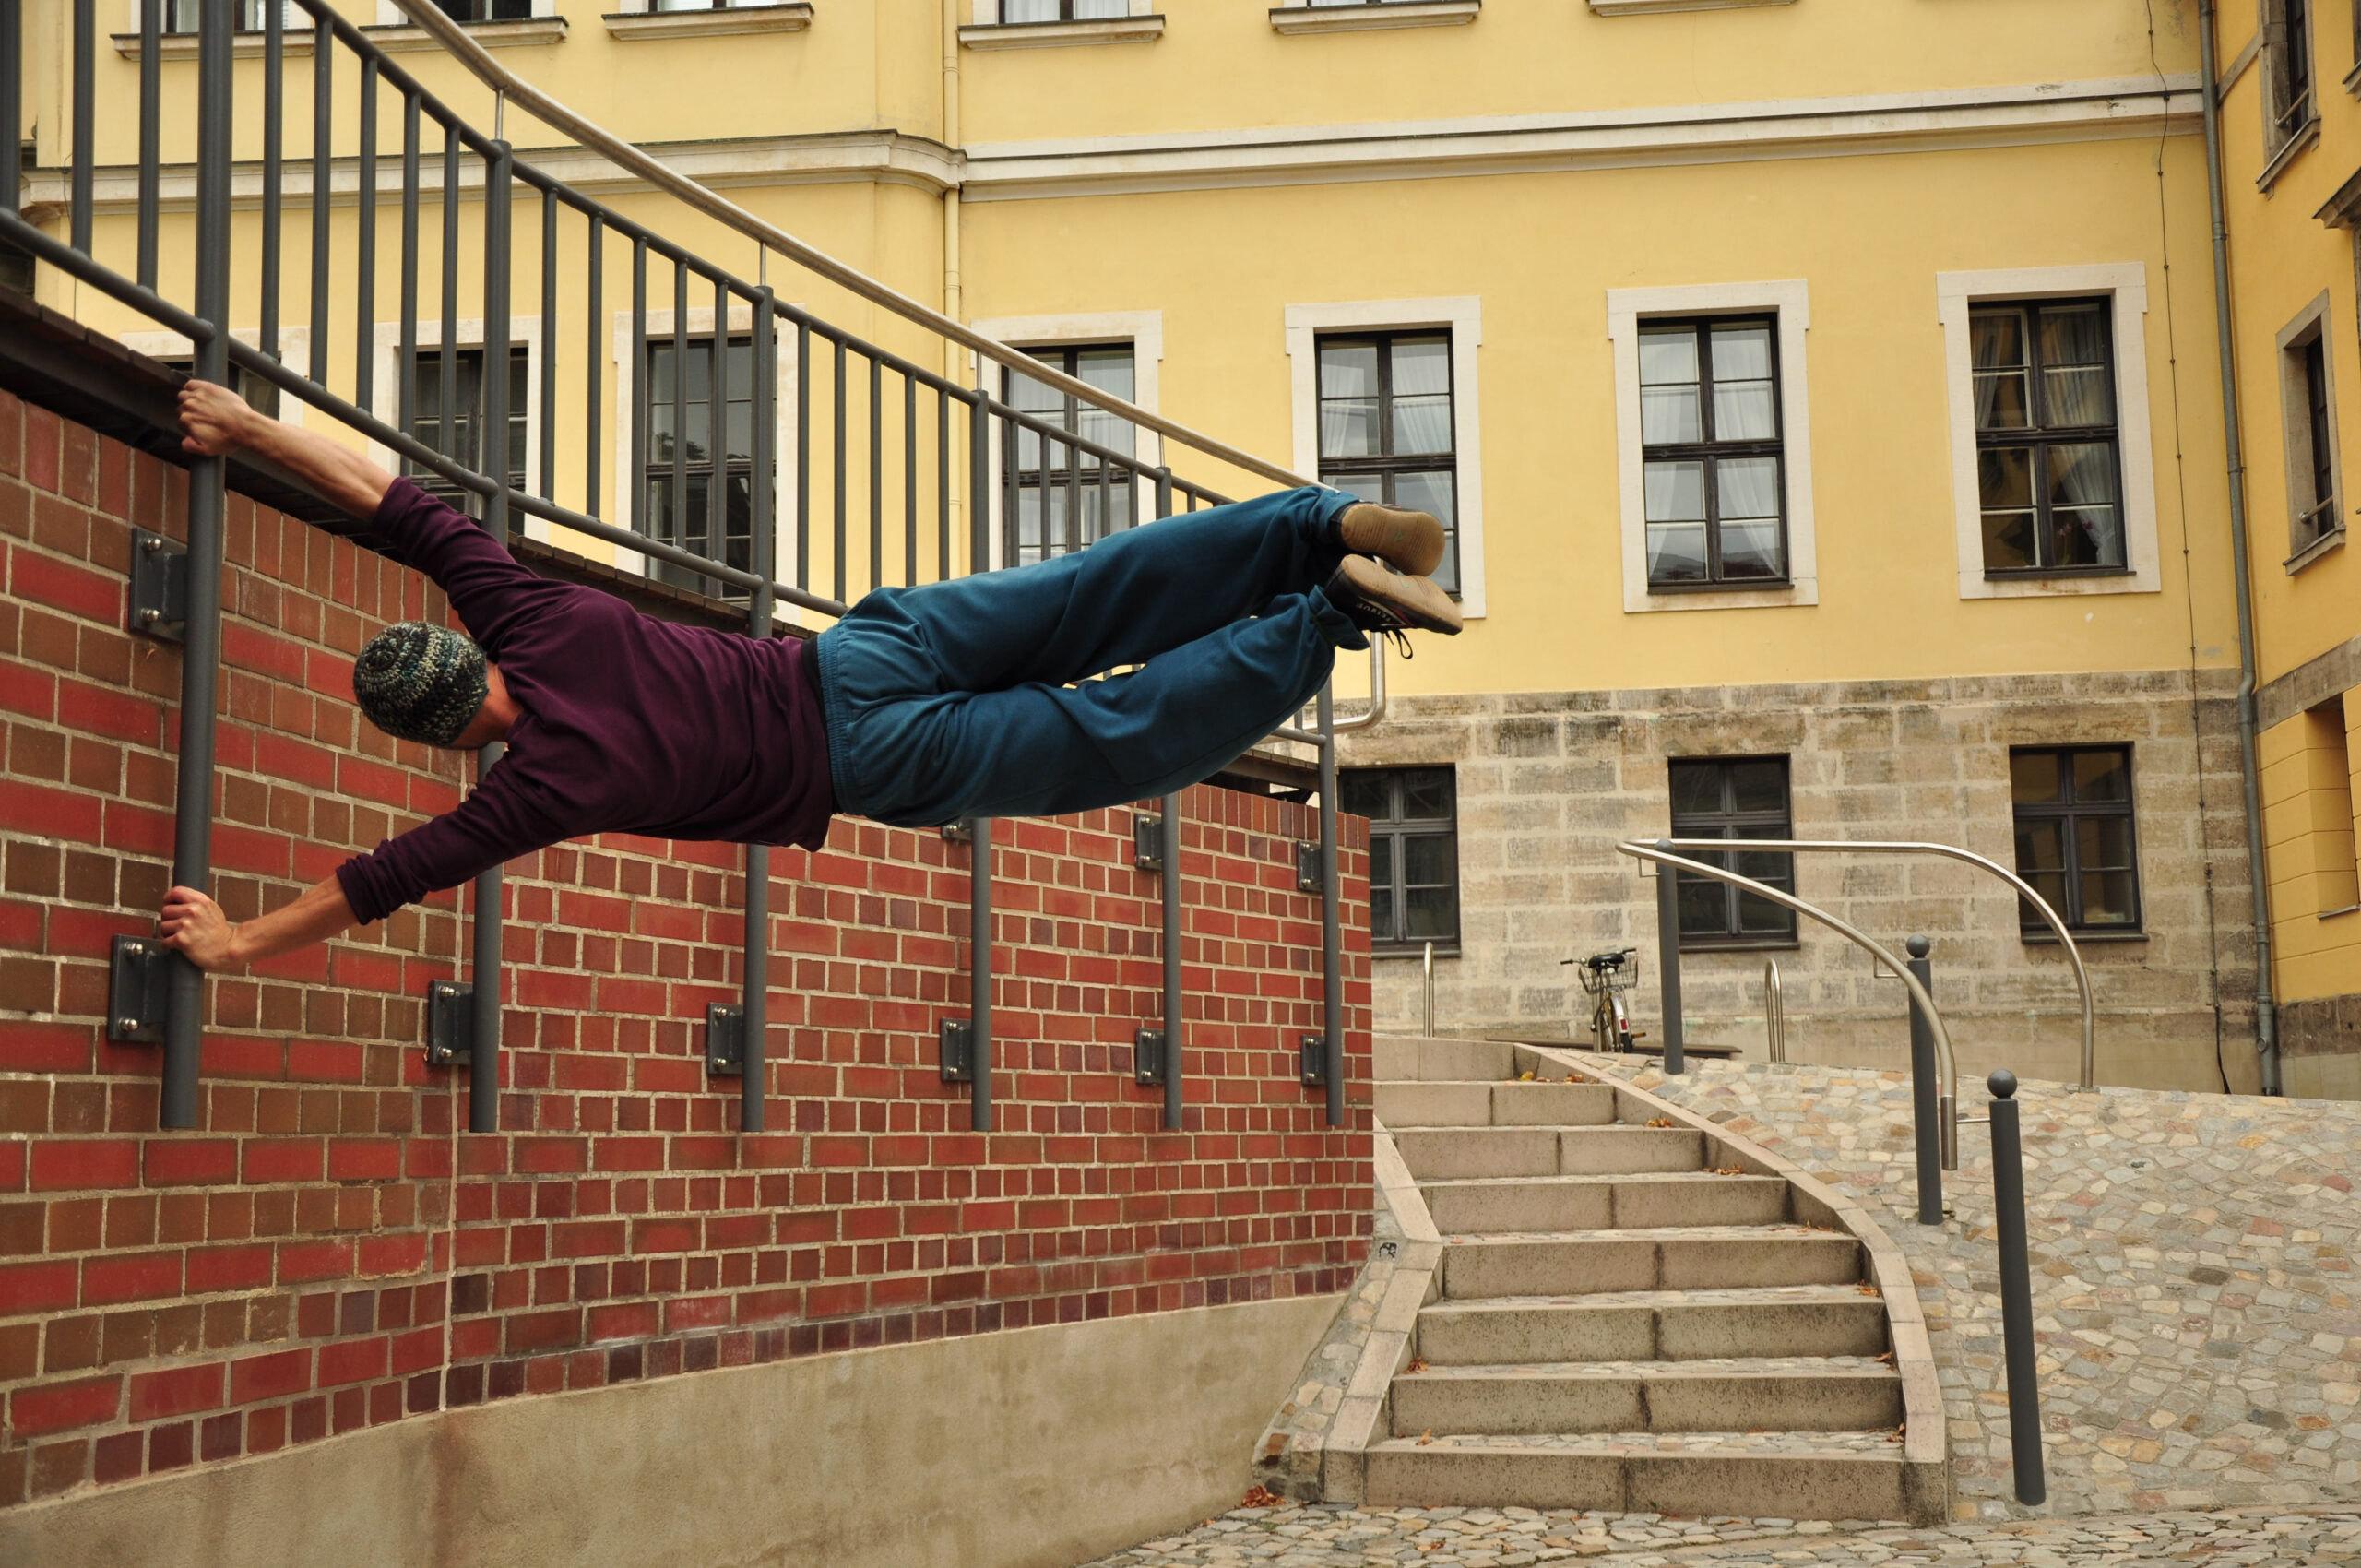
[1337,502,1446,578]
[1323,555,1463,637]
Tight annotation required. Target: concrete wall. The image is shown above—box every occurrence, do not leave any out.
[1341,671,2263,1095]
[0,1292,1338,1568]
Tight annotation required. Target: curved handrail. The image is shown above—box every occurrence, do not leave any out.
[1762,957,1785,1063]
[1618,840,1961,1170]
[385,0,1312,494]
[1654,837,2095,1091]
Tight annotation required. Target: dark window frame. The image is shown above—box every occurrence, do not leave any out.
[637,330,755,593]
[2009,744,2144,937]
[1970,295,2131,578]
[1315,327,1462,596]
[999,341,1140,570]
[1667,755,1798,950]
[2287,315,2341,554]
[1341,766,1460,955]
[1637,314,1791,591]
[2267,0,2319,149]
[404,343,528,521]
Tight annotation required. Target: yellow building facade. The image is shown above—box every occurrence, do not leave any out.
[27,0,2316,1093]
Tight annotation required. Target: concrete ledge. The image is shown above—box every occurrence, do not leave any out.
[959,15,1164,49]
[0,1296,1337,1568]
[602,3,812,39]
[361,16,568,52]
[1269,1,1479,33]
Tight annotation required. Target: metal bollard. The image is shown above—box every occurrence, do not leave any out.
[1988,1068,2047,1506]
[1422,940,1435,1036]
[1762,957,1785,1063]
[1905,935,1942,1226]
[1654,838,1684,1075]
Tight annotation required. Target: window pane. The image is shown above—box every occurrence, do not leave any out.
[2077,814,2135,870]
[1668,763,1723,819]
[1644,460,1704,523]
[2047,442,2122,566]
[1639,327,1701,444]
[1008,366,1061,417]
[1677,873,1727,935]
[1342,772,1393,821]
[2081,871,2138,925]
[2043,367,2112,428]
[2014,816,2066,873]
[1394,470,1459,594]
[1370,834,1394,887]
[1716,457,1783,578]
[1646,523,1708,583]
[1719,519,1783,579]
[1710,324,1777,440]
[1394,395,1453,456]
[1074,0,1129,17]
[1321,398,1381,458]
[1733,847,1791,884]
[1003,0,1058,18]
[1979,445,2035,569]
[1711,323,1774,381]
[1736,890,1791,933]
[1728,760,1786,814]
[1392,337,1451,396]
[1075,349,1135,459]
[1404,885,1457,939]
[1972,309,2031,430]
[2018,875,2067,928]
[2011,752,2064,803]
[1639,327,1698,386]
[2072,750,2130,802]
[1403,834,1455,886]
[1319,342,1380,398]
[1371,886,1397,943]
[1975,370,2031,431]
[2038,304,2106,368]
[1642,385,1703,445]
[1400,769,1453,820]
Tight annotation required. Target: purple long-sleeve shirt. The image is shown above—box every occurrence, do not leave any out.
[334,480,833,924]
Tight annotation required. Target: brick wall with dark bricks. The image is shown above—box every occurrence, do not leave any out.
[0,388,1374,1509]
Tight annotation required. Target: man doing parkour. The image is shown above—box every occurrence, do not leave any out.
[158,381,1461,970]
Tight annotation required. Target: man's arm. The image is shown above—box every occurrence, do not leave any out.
[160,877,362,972]
[179,379,392,522]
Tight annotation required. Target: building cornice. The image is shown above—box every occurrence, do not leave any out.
[956,75,2203,201]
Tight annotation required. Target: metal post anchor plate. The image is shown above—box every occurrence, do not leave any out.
[128,528,189,642]
[1299,1033,1327,1087]
[425,980,474,1067]
[705,1003,744,1076]
[1133,814,1164,873]
[1133,1027,1165,1087]
[107,934,171,1043]
[939,1017,974,1084]
[1293,841,1320,894]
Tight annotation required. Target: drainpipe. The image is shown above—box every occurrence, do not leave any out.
[2199,0,2282,1094]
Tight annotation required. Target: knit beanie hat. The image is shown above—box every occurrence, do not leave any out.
[352,623,490,746]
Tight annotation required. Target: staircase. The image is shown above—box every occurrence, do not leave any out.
[1358,1035,1947,1523]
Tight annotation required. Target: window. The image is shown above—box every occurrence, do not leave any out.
[1667,757,1796,947]
[2010,746,2142,933]
[157,0,274,31]
[1970,298,2126,575]
[1340,767,1458,952]
[154,356,280,422]
[999,0,1127,18]
[639,334,753,591]
[433,0,535,19]
[1638,316,1786,588]
[406,346,527,519]
[1001,344,1136,568]
[2266,0,2318,154]
[2299,699,2359,915]
[2278,298,2342,558]
[1316,331,1460,594]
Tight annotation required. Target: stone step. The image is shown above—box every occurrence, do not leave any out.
[1373,1080,1619,1129]
[1442,1227,1865,1297]
[1361,1430,1927,1520]
[1372,1036,1520,1082]
[1388,1356,1904,1437]
[1416,1287,1890,1365]
[1420,1172,1792,1234]
[1394,1126,1706,1181]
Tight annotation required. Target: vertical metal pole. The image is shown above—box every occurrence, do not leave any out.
[538,190,555,499]
[832,338,847,604]
[868,357,882,595]
[796,321,811,590]
[163,0,235,1131]
[466,140,513,1138]
[969,817,993,1134]
[1906,934,1943,1225]
[1654,837,1684,1074]
[438,123,457,481]
[1316,686,1344,1128]
[904,374,918,586]
[1156,471,1182,1132]
[670,261,687,566]
[309,10,330,388]
[584,212,601,517]
[397,94,418,434]
[742,286,777,1134]
[1423,940,1435,1036]
[137,0,161,283]
[70,0,93,253]
[937,388,951,583]
[354,60,376,413]
[629,239,647,536]
[709,273,727,572]
[1988,1069,2047,1505]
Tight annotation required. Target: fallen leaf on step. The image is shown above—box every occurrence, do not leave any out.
[1416,1429,1435,1445]
[1645,1118,1677,1129]
[1238,1486,1283,1508]
[1519,1070,1536,1081]
[1406,1357,1430,1372]
[1857,1282,1881,1297]
[1710,1165,1748,1176]
[1874,1350,1895,1364]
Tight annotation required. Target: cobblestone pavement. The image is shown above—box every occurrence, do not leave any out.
[1075,1503,2361,1565]
[1561,1055,2361,1520]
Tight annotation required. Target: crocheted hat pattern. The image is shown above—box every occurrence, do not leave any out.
[352,622,489,747]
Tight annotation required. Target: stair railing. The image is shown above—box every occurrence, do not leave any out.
[1617,840,1963,1171]
[4,0,1376,1133]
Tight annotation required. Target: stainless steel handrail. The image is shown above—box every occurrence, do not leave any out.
[1618,840,1961,1169]
[1653,837,2095,1091]
[1422,940,1435,1036]
[1762,957,1785,1063]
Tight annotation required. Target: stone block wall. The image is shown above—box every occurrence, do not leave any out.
[0,391,1373,1510]
[1340,672,2258,1094]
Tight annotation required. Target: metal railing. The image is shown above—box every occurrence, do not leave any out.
[5,0,1380,1133]
[1762,957,1785,1063]
[1649,837,2094,1091]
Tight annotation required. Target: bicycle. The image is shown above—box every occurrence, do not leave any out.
[1563,946,1645,1052]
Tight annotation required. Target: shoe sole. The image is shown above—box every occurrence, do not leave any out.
[1336,555,1464,635]
[1339,504,1447,578]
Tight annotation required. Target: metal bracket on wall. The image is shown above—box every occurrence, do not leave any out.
[107,934,170,1044]
[705,1003,744,1076]
[127,528,189,642]
[1294,840,1321,894]
[1299,1033,1327,1088]
[939,820,972,844]
[939,1017,974,1084]
[425,980,475,1068]
[1133,814,1164,873]
[1134,1027,1166,1087]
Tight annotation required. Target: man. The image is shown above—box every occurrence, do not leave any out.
[158,380,1459,971]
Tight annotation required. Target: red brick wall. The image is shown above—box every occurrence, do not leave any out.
[0,390,1373,1507]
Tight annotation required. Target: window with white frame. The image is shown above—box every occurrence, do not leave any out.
[2264,0,2319,160]
[640,334,754,591]
[997,0,1129,18]
[1606,281,1816,614]
[2278,293,2343,560]
[154,0,275,30]
[406,345,528,518]
[1001,343,1138,567]
[1935,266,2161,600]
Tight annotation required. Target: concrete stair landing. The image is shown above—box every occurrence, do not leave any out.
[1362,1035,1945,1523]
